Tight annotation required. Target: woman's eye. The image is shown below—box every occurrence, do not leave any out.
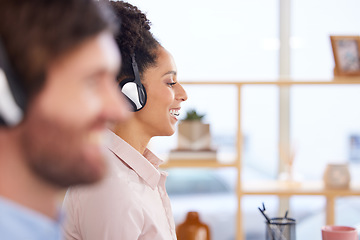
[167,82,177,88]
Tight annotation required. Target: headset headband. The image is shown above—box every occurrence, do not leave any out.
[131,53,141,86]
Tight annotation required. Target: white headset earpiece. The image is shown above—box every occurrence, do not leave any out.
[0,70,23,126]
[0,37,26,127]
[119,53,147,112]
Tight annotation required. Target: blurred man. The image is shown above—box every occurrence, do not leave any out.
[0,0,130,239]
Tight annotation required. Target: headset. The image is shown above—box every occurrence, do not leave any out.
[0,37,26,127]
[119,53,147,112]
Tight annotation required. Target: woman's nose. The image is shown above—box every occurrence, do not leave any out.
[176,83,188,102]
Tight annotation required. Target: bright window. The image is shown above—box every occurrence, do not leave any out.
[122,0,360,239]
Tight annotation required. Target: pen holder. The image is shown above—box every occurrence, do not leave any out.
[266,218,296,240]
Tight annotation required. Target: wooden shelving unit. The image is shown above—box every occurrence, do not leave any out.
[162,78,360,240]
[161,160,236,168]
[241,181,360,197]
[242,181,360,227]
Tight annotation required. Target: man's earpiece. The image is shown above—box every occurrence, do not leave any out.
[119,53,147,112]
[0,37,26,127]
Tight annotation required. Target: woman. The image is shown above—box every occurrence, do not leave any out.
[62,1,187,240]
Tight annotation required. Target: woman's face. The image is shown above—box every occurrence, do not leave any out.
[135,47,187,137]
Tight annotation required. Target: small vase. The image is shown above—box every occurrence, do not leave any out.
[176,212,211,240]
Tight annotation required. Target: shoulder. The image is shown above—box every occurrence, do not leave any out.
[66,173,139,210]
[62,171,145,239]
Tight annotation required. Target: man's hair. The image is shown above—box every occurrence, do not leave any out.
[0,0,118,100]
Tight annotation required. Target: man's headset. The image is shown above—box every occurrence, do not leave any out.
[1,44,147,126]
[0,37,26,127]
[119,53,147,112]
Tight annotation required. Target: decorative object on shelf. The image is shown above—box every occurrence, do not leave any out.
[177,109,210,150]
[330,35,360,76]
[169,109,217,161]
[349,134,360,163]
[278,144,301,187]
[176,211,211,240]
[323,163,351,189]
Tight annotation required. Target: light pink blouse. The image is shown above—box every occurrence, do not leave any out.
[62,130,177,240]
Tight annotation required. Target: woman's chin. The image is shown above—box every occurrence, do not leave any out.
[157,127,176,137]
[167,125,176,136]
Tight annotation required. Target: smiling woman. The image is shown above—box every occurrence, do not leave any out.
[137,47,187,137]
[62,1,187,240]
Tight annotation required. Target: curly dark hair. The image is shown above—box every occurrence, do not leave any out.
[109,1,161,81]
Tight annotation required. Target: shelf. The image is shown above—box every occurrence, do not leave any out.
[240,180,360,225]
[241,181,360,197]
[161,160,237,168]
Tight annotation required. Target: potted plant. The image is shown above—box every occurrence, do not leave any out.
[183,109,205,121]
[177,109,212,151]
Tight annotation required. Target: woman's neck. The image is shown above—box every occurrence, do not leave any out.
[113,121,151,154]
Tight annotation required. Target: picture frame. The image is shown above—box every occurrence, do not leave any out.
[330,35,360,76]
